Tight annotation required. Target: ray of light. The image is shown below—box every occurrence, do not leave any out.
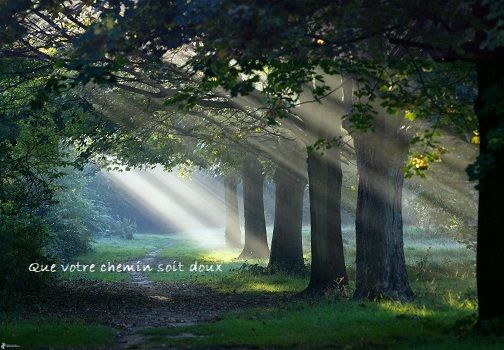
[106,167,228,248]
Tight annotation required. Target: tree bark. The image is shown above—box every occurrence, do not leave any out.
[268,164,306,273]
[475,59,504,321]
[224,175,241,248]
[352,118,414,301]
[306,147,348,292]
[239,155,269,259]
[300,76,349,293]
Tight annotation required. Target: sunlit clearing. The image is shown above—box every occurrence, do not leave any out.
[202,250,242,263]
[443,291,478,311]
[241,282,298,293]
[377,301,435,318]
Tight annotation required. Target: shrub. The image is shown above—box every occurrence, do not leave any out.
[0,215,51,307]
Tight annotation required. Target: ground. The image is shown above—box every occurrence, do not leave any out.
[1,228,503,349]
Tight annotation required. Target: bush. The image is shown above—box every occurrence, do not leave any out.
[43,172,95,261]
[0,215,51,307]
[44,166,139,260]
[104,217,137,240]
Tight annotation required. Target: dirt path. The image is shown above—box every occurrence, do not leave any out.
[113,249,293,349]
[129,249,161,286]
[115,249,207,348]
[20,250,296,349]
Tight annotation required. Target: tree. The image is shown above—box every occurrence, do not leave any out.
[297,80,350,290]
[0,56,124,301]
[1,0,340,279]
[268,142,307,273]
[239,154,270,259]
[172,0,499,311]
[351,102,414,300]
[223,175,242,248]
[474,59,504,322]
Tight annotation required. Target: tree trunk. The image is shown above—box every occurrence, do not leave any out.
[306,147,348,292]
[268,164,306,273]
[239,155,269,259]
[475,59,504,321]
[352,123,414,301]
[224,175,241,248]
[301,76,349,293]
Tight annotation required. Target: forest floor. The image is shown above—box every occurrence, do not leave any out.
[2,230,504,349]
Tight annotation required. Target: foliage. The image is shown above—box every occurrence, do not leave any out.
[0,215,50,306]
[0,57,139,298]
[0,59,71,299]
[43,170,95,260]
[0,0,496,329]
[104,217,137,240]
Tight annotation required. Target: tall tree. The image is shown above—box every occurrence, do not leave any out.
[474,59,504,321]
[223,175,241,248]
[172,0,492,306]
[342,76,414,300]
[239,154,269,259]
[297,84,349,291]
[268,143,307,273]
[306,146,348,291]
[352,111,414,300]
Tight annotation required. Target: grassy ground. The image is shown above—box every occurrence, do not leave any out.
[131,228,496,349]
[7,228,501,349]
[0,321,115,349]
[143,226,476,295]
[140,300,492,350]
[59,234,173,281]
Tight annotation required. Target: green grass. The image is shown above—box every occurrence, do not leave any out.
[0,321,116,349]
[59,233,174,281]
[144,233,279,287]
[140,294,502,349]
[145,226,475,294]
[45,228,489,349]
[131,228,493,349]
[81,227,468,301]
[143,234,309,293]
[54,227,476,298]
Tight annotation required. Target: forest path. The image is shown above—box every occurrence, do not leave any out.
[128,248,161,286]
[110,249,293,349]
[21,249,295,349]
[114,249,205,348]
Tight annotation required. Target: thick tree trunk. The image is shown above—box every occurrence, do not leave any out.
[352,124,414,301]
[268,164,306,273]
[475,59,504,321]
[301,77,349,293]
[239,155,269,259]
[306,147,348,292]
[224,176,241,248]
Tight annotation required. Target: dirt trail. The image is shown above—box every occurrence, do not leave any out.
[115,248,297,348]
[18,250,295,349]
[115,249,207,348]
[129,249,161,286]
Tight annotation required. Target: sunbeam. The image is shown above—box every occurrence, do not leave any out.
[106,167,228,248]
